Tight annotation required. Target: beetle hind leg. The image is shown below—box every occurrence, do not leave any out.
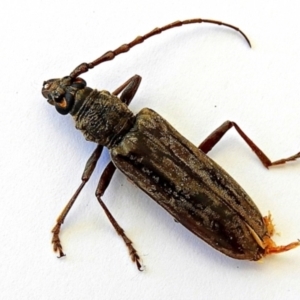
[262,213,300,256]
[92,75,143,270]
[263,238,300,256]
[198,121,300,168]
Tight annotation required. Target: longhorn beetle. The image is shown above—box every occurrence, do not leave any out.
[42,18,300,270]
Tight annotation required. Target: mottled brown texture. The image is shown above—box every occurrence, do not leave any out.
[72,89,136,148]
[111,108,266,260]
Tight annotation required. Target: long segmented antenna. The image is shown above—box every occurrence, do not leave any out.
[70,18,251,78]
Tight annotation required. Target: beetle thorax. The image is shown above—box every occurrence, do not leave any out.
[72,89,135,148]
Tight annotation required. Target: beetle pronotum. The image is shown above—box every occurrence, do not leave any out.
[42,18,300,270]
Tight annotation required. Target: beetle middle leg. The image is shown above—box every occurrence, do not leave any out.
[95,163,142,270]
[198,120,300,168]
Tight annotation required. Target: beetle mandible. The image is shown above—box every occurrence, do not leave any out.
[42,18,300,270]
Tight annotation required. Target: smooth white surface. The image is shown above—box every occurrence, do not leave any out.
[1,1,300,299]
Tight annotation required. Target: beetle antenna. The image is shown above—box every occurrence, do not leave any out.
[70,18,250,78]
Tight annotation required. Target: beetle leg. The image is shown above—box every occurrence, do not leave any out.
[112,75,142,105]
[96,76,143,270]
[199,123,300,256]
[262,214,300,256]
[264,239,300,255]
[51,144,103,257]
[198,120,300,168]
[95,161,143,271]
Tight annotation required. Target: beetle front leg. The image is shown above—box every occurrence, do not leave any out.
[52,145,103,257]
[112,74,142,105]
[198,121,300,168]
[95,162,142,271]
[93,75,141,196]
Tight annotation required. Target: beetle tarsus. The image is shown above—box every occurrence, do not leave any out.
[124,234,143,271]
[264,240,300,255]
[136,257,144,271]
[51,223,66,257]
[263,212,275,237]
[96,195,142,270]
[271,152,300,166]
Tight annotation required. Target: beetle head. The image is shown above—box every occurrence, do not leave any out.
[42,76,86,115]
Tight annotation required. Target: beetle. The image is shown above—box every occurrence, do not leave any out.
[42,18,300,270]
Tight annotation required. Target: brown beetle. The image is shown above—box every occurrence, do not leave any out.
[42,19,300,270]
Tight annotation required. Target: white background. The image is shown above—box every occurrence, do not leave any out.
[1,0,300,299]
